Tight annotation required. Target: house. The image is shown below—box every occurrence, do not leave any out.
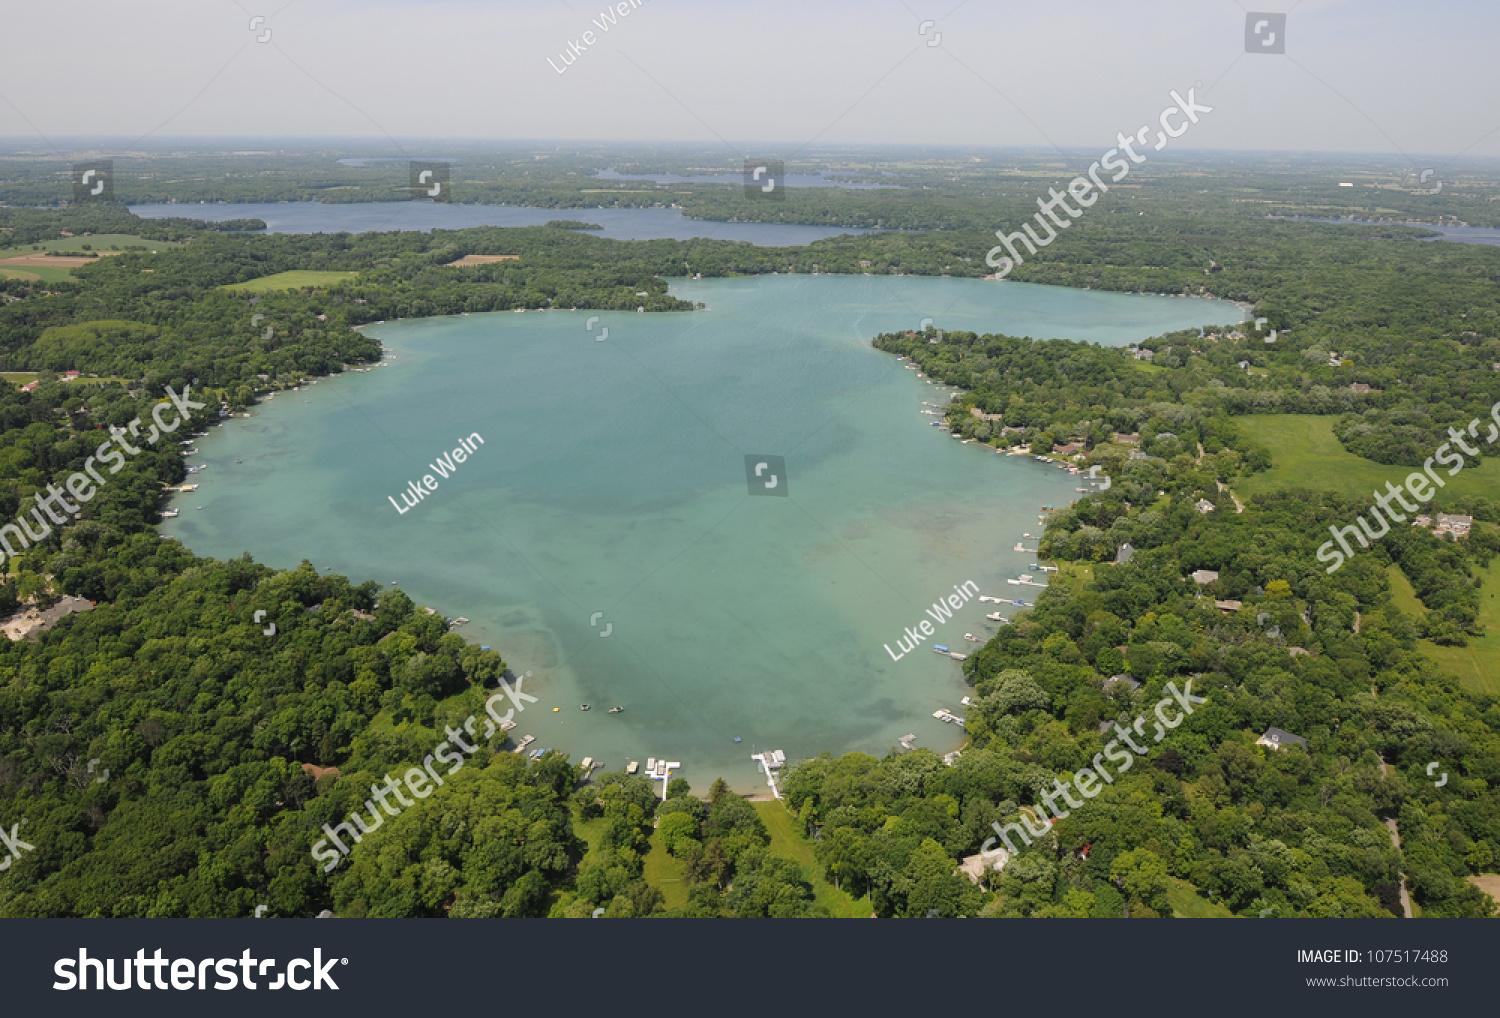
[1132,349,1154,361]
[64,370,80,379]
[1112,432,1140,446]
[1348,383,1381,394]
[1106,674,1140,691]
[957,852,996,884]
[1129,450,1148,460]
[1195,498,1216,514]
[1191,569,1219,585]
[1052,442,1082,456]
[1434,513,1472,538]
[1001,425,1027,435]
[1214,599,1243,613]
[1256,727,1308,752]
[2,595,95,641]
[1115,543,1135,565]
[969,407,1005,422]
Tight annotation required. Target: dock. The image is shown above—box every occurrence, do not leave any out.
[513,734,535,753]
[626,760,639,775]
[932,708,966,727]
[750,749,786,799]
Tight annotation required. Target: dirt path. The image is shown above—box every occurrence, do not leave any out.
[1384,816,1414,918]
[1216,480,1246,514]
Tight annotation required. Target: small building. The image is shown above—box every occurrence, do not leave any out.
[969,407,1005,422]
[1106,674,1140,691]
[1112,432,1140,446]
[1256,727,1308,752]
[1214,599,1243,613]
[1433,513,1472,539]
[1132,349,1154,361]
[1348,383,1381,394]
[1195,498,1216,514]
[1128,450,1148,460]
[1191,569,1219,585]
[1001,425,1027,435]
[1115,543,1135,565]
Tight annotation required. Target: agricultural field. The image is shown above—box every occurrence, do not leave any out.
[1387,561,1500,697]
[221,269,358,292]
[1233,415,1500,504]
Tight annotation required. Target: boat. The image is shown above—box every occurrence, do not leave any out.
[964,634,979,642]
[949,652,967,661]
[933,645,950,654]
[580,704,590,711]
[161,509,179,518]
[646,757,656,771]
[985,612,1005,621]
[607,706,623,714]
[626,761,639,775]
[514,734,536,753]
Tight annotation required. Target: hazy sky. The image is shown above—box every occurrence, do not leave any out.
[2,0,1496,160]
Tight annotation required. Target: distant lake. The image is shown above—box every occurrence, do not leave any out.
[1270,216,1500,247]
[593,167,901,189]
[162,275,1241,792]
[129,202,873,246]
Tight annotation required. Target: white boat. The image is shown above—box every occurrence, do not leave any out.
[985,612,1005,621]
[160,509,179,518]
[964,633,979,642]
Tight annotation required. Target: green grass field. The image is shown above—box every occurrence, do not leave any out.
[1387,561,1500,696]
[752,800,872,917]
[221,270,357,292]
[0,234,180,261]
[642,827,690,911]
[1166,876,1234,918]
[0,266,73,283]
[1233,415,1500,503]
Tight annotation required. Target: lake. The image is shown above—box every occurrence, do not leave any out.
[129,202,873,246]
[161,275,1241,792]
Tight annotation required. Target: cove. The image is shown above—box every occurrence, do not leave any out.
[162,275,1241,791]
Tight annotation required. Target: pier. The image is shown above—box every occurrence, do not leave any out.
[750,749,786,799]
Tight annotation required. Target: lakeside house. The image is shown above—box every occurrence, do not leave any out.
[1111,432,1140,446]
[969,407,1005,422]
[2,595,94,641]
[1052,442,1083,456]
[1256,727,1308,752]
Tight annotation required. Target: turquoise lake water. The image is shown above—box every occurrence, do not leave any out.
[163,275,1241,792]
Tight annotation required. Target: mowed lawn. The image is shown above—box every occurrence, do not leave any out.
[752,800,872,917]
[221,270,357,292]
[1387,561,1500,696]
[1233,415,1500,503]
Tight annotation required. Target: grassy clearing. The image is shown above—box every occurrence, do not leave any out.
[753,799,872,917]
[221,270,357,293]
[0,266,71,283]
[1055,560,1094,596]
[642,827,689,911]
[0,234,179,260]
[1234,415,1500,503]
[1388,561,1500,696]
[1166,876,1234,918]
